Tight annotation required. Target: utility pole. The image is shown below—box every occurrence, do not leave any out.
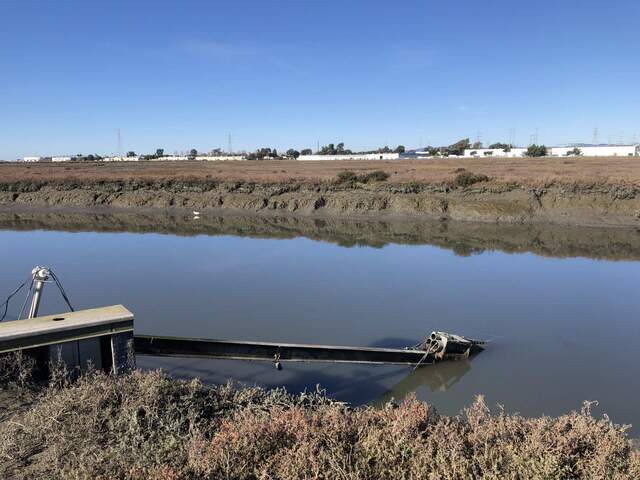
[227,133,233,154]
[117,129,122,158]
[592,127,599,145]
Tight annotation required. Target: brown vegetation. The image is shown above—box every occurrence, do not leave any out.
[1,156,639,188]
[1,158,640,227]
[1,365,638,479]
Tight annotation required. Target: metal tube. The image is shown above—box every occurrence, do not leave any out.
[28,266,50,319]
[28,281,45,318]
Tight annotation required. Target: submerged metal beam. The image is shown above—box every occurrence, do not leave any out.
[135,335,442,365]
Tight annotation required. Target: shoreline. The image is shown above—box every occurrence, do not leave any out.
[1,158,639,228]
[1,180,639,228]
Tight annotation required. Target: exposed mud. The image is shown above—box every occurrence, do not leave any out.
[2,207,640,261]
[1,179,640,227]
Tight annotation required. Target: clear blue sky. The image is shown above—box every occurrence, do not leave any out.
[2,0,639,159]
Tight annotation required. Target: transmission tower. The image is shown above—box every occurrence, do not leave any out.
[117,129,122,157]
[227,133,233,154]
[592,128,599,145]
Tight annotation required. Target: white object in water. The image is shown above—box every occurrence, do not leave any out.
[192,211,200,215]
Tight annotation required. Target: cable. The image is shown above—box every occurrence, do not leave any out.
[49,269,74,312]
[0,278,30,322]
[17,279,34,321]
[2,268,74,321]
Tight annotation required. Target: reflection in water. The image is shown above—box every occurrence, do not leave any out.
[374,359,473,406]
[1,208,639,433]
[1,208,640,260]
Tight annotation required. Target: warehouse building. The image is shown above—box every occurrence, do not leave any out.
[550,145,639,157]
[298,153,400,161]
[195,155,246,161]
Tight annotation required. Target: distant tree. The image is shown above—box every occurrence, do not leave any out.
[469,150,478,156]
[319,143,334,155]
[248,147,277,160]
[300,148,313,156]
[394,145,405,153]
[155,148,164,157]
[424,146,439,156]
[566,147,582,156]
[189,149,198,157]
[448,138,471,156]
[286,149,300,159]
[126,151,136,157]
[483,151,494,156]
[525,144,548,157]
[489,143,510,150]
[471,141,483,149]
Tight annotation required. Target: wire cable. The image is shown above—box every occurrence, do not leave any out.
[49,269,74,312]
[0,278,30,322]
[17,279,34,321]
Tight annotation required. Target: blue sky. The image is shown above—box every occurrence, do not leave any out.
[1,0,639,158]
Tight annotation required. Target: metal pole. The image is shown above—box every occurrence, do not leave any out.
[28,266,50,319]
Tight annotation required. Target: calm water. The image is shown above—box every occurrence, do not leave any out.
[1,212,639,431]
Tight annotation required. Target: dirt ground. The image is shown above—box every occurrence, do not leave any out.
[2,156,639,186]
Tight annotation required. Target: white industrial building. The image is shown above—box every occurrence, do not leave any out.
[298,153,400,161]
[464,148,527,158]
[462,144,639,158]
[103,156,140,162]
[550,145,639,157]
[195,155,246,161]
[51,156,72,162]
[23,156,44,162]
[154,155,189,161]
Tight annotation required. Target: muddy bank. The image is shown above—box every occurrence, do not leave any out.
[1,178,640,227]
[2,207,640,261]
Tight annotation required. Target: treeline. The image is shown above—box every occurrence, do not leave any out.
[43,141,577,163]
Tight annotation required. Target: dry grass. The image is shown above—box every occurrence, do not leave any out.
[1,367,638,479]
[1,156,639,187]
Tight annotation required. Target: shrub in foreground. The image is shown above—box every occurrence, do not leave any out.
[0,369,638,479]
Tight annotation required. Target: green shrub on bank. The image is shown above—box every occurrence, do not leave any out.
[336,170,390,184]
[454,171,489,188]
[1,369,638,479]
